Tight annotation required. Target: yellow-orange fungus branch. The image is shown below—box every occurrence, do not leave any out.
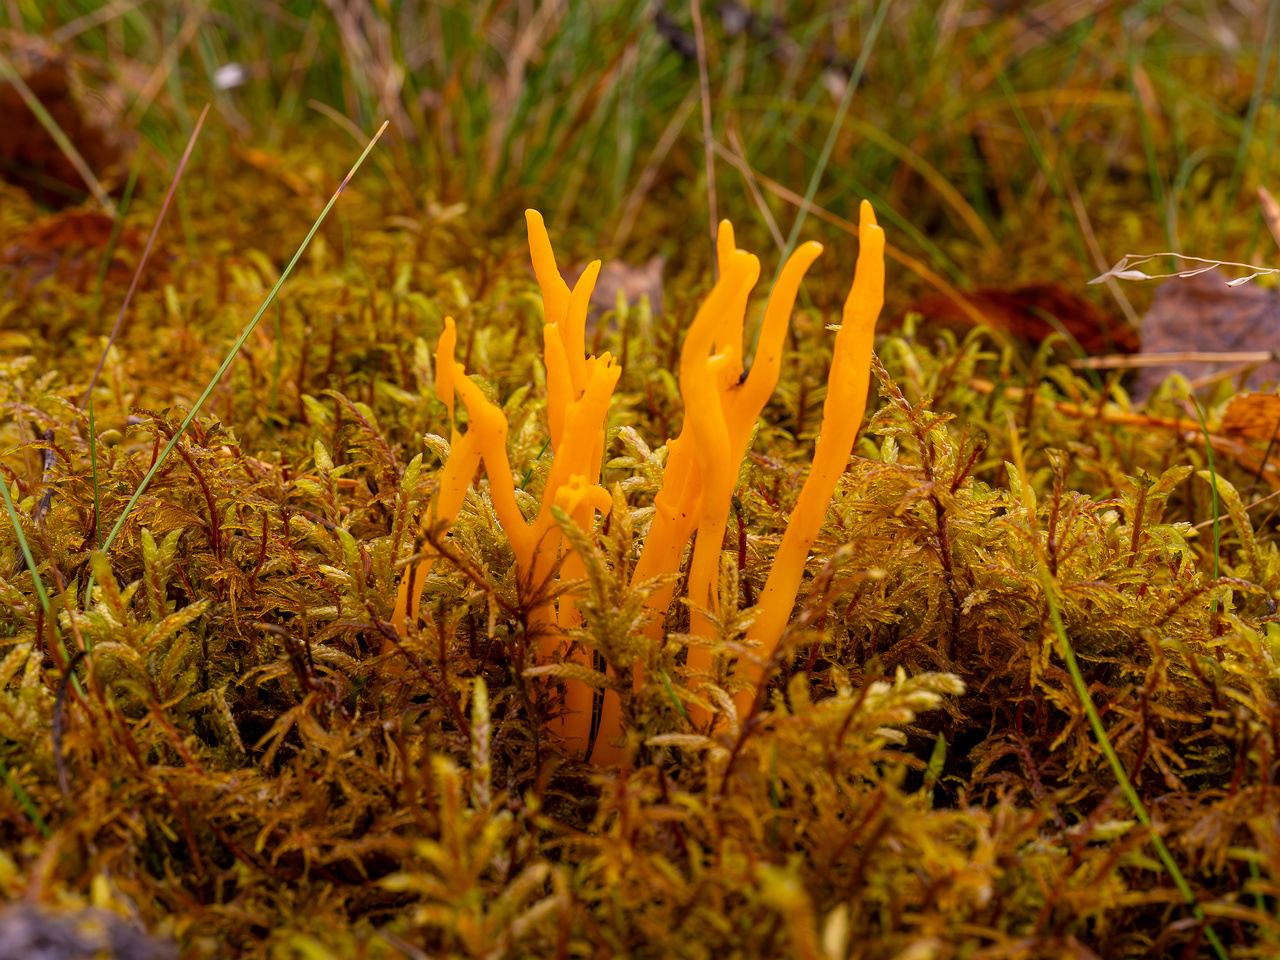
[393,211,618,759]
[390,317,478,635]
[680,250,755,678]
[606,224,823,740]
[737,200,885,710]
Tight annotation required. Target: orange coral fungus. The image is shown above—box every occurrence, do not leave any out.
[396,203,883,764]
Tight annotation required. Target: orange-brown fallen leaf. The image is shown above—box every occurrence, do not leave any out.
[1221,392,1280,441]
[1,209,145,286]
[0,54,133,208]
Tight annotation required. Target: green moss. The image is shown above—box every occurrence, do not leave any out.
[0,139,1277,958]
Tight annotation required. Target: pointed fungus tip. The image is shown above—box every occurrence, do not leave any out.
[791,240,824,266]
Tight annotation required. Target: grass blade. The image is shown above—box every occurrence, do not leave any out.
[1040,577,1228,960]
[0,469,52,620]
[0,438,74,665]
[97,121,389,557]
[1189,397,1221,595]
[1192,394,1271,919]
[0,759,48,837]
[89,402,102,550]
[1006,412,1228,960]
[771,0,890,289]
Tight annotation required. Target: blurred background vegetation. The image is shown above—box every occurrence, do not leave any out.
[1,0,1275,317]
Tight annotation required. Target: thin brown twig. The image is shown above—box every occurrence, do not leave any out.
[50,0,145,43]
[125,0,210,126]
[970,377,1280,487]
[1071,351,1275,370]
[1187,361,1265,391]
[1192,486,1280,529]
[1257,185,1280,251]
[81,104,210,408]
[1056,142,1142,329]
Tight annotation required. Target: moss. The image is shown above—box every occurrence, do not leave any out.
[0,137,1277,959]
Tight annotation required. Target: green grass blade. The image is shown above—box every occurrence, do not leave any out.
[89,401,102,550]
[771,0,891,289]
[0,445,74,664]
[1041,575,1228,960]
[782,128,967,286]
[1188,395,1267,917]
[1010,409,1228,959]
[0,758,48,837]
[661,669,689,726]
[1189,398,1221,592]
[0,470,52,619]
[97,122,389,557]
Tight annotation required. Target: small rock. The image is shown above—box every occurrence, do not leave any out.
[0,903,176,960]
